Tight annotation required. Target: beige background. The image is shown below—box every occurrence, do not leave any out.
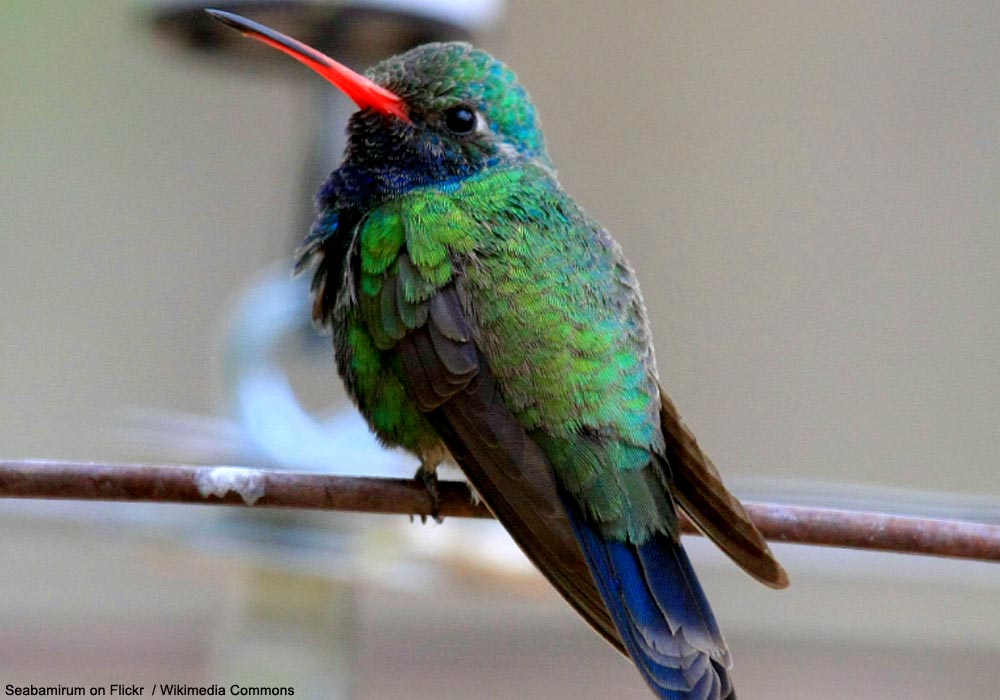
[2,1,999,698]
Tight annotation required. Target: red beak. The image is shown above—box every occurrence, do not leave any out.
[205,9,410,123]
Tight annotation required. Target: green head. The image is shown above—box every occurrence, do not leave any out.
[359,42,550,175]
[206,10,551,187]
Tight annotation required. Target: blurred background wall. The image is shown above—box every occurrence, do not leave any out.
[2,1,999,698]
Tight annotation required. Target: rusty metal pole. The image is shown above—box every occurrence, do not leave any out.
[3,460,999,563]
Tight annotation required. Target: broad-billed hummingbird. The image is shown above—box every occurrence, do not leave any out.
[208,10,788,699]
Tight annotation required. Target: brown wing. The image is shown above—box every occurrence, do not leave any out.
[658,385,789,589]
[396,284,626,652]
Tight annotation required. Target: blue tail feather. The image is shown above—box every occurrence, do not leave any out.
[564,501,735,700]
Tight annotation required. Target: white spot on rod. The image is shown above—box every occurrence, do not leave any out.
[195,467,266,506]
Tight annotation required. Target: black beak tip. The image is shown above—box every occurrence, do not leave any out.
[204,8,242,31]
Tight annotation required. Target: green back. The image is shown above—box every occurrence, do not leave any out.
[342,164,675,542]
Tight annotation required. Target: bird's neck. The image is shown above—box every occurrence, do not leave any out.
[317,150,553,215]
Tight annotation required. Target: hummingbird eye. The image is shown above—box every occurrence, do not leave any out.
[442,105,477,135]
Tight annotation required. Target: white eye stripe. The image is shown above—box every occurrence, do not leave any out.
[495,141,520,159]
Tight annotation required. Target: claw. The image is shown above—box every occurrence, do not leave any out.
[467,483,482,507]
[414,463,443,523]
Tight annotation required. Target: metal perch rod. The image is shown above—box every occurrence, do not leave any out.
[1,460,998,563]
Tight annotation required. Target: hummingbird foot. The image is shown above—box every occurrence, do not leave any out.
[413,463,443,524]
[468,483,482,507]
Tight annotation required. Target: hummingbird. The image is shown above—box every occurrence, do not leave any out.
[208,10,788,699]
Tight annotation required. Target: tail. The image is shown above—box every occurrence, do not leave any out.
[565,501,735,700]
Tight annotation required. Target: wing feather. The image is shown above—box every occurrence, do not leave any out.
[392,283,627,653]
[659,385,788,589]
